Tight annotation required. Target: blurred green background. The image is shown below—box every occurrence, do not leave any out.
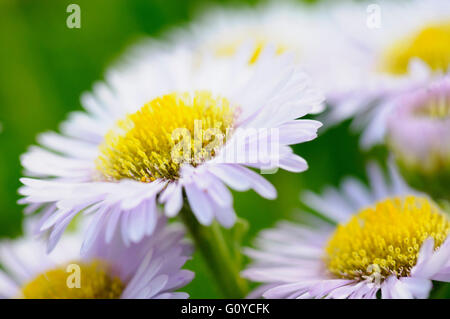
[0,0,372,298]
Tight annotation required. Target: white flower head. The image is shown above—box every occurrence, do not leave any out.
[386,76,450,201]
[19,43,324,253]
[0,215,193,299]
[387,76,450,172]
[243,162,450,299]
[315,0,450,148]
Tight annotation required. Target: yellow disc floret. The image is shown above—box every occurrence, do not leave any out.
[214,34,287,64]
[381,22,450,75]
[325,196,450,281]
[96,91,235,182]
[21,261,124,299]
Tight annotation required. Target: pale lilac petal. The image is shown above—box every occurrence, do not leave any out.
[214,205,237,228]
[141,275,170,299]
[80,210,107,255]
[263,281,314,299]
[230,165,276,199]
[105,206,121,243]
[37,132,98,160]
[208,165,252,191]
[432,265,450,282]
[127,205,148,243]
[278,120,322,145]
[411,237,435,277]
[308,279,356,299]
[163,270,195,291]
[46,210,79,253]
[159,292,189,299]
[120,210,131,247]
[412,237,450,279]
[324,282,363,299]
[0,270,19,298]
[206,179,233,208]
[382,276,413,299]
[144,200,158,236]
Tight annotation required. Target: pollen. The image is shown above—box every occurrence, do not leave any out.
[96,91,235,182]
[325,196,450,282]
[21,261,124,299]
[381,22,450,75]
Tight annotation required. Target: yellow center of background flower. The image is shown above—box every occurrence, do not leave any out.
[415,96,450,119]
[325,196,450,281]
[215,36,287,64]
[97,91,235,182]
[381,22,450,75]
[21,261,124,299]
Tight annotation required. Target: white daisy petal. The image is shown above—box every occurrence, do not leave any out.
[225,165,276,199]
[399,277,432,299]
[214,205,237,229]
[412,237,450,279]
[104,205,121,244]
[279,153,308,173]
[383,276,413,299]
[0,270,19,298]
[208,165,252,192]
[0,215,192,299]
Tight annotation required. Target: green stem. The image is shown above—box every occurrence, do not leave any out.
[180,205,249,298]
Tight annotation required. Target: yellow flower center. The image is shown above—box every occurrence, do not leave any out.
[381,22,450,75]
[96,91,235,182]
[325,196,450,281]
[414,97,450,119]
[21,261,124,299]
[215,35,287,64]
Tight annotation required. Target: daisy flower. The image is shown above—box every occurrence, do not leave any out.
[0,215,193,299]
[316,0,450,148]
[386,76,450,201]
[173,1,325,115]
[243,162,450,299]
[19,44,324,252]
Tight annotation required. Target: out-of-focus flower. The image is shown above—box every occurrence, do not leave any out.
[187,2,322,65]
[243,163,450,299]
[387,77,450,201]
[0,216,193,299]
[316,0,450,148]
[174,1,326,115]
[19,44,323,253]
